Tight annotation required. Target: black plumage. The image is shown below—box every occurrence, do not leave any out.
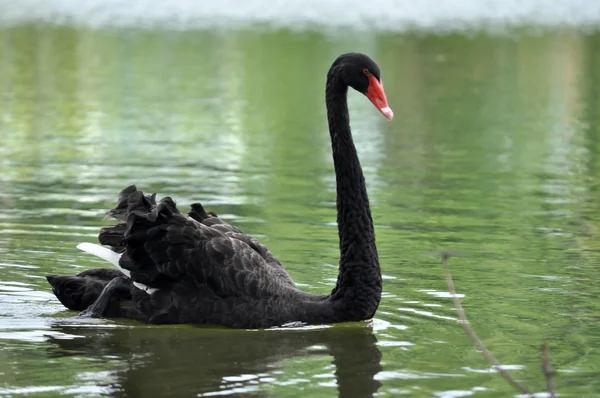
[46,52,391,329]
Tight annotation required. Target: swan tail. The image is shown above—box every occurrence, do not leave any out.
[45,272,122,311]
[46,244,157,311]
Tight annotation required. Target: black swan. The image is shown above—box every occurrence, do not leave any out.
[46,52,393,329]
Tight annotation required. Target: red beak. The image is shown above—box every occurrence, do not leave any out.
[366,74,394,120]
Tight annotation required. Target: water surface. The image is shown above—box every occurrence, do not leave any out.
[1,21,600,398]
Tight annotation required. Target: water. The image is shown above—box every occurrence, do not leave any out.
[1,7,600,398]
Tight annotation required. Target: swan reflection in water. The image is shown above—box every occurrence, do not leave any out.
[46,323,382,397]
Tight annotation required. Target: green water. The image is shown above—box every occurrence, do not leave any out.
[1,25,600,397]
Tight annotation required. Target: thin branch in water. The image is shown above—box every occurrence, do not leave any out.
[441,253,533,396]
[542,344,556,398]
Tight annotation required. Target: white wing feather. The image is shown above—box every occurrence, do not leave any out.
[76,242,158,294]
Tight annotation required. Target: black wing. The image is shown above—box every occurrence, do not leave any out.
[98,186,295,299]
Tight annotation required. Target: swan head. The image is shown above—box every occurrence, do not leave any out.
[332,52,394,120]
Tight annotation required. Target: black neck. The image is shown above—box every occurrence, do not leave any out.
[325,70,381,319]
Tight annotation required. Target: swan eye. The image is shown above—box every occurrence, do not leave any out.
[362,68,370,76]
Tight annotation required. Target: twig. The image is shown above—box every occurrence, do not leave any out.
[441,253,533,396]
[542,344,556,398]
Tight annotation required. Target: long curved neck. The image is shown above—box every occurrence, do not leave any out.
[325,70,381,319]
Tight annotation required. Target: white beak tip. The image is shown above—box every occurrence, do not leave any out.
[380,107,394,120]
